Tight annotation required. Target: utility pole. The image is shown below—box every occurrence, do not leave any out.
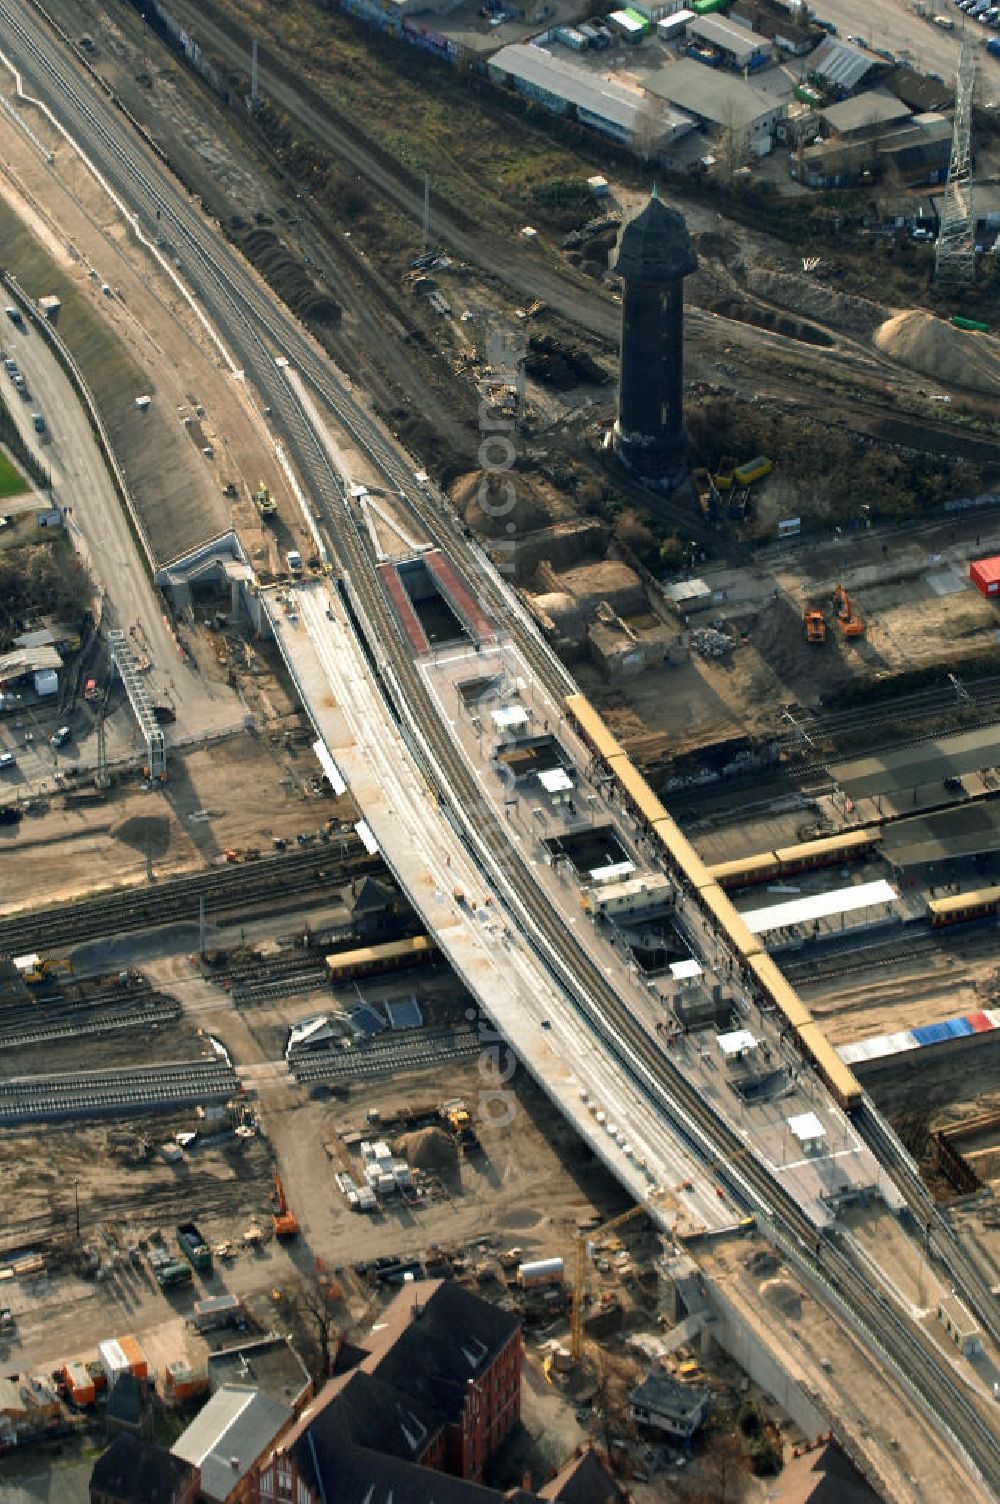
[935,24,976,284]
[94,710,109,790]
[199,896,206,960]
[422,175,430,251]
[251,37,259,114]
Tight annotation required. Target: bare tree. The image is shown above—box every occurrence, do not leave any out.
[285,1259,344,1384]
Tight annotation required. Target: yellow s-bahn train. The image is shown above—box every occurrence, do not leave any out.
[927,885,1000,927]
[563,693,864,1111]
[325,934,438,982]
[708,828,882,891]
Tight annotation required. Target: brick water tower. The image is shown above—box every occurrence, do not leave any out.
[613,187,697,488]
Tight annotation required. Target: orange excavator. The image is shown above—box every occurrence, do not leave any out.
[272,1171,299,1240]
[833,583,864,638]
[802,608,826,645]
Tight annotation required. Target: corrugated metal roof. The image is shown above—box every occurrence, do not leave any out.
[687,14,768,58]
[739,878,897,934]
[912,1017,974,1046]
[971,556,1000,586]
[837,1029,916,1064]
[838,1009,999,1065]
[0,644,62,677]
[172,1386,292,1504]
[809,37,878,90]
[491,44,694,135]
[820,89,911,134]
[643,57,782,130]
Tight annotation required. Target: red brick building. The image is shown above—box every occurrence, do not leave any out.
[251,1279,523,1503]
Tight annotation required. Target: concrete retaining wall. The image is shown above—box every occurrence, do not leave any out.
[701,1272,830,1439]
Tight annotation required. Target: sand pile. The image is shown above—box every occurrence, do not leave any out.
[875,310,1000,397]
[395,1127,458,1173]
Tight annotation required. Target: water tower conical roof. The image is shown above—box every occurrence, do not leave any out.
[616,187,697,282]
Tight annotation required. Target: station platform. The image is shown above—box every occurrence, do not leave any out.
[264,580,741,1239]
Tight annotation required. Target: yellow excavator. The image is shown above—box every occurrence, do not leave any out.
[18,956,73,986]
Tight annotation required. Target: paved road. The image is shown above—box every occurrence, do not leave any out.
[0,314,243,781]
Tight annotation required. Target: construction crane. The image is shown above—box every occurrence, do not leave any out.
[571,1188,687,1363]
[802,608,826,645]
[271,1171,299,1240]
[833,583,864,639]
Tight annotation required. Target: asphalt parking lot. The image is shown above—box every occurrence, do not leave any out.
[814,0,1000,87]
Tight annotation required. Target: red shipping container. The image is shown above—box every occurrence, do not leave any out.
[119,1334,148,1381]
[970,557,1000,598]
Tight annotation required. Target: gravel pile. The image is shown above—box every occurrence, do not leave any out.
[875,310,1000,397]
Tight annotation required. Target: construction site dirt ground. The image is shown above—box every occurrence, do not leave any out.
[588,508,1000,764]
[0,728,344,914]
[0,1051,811,1504]
[0,1050,635,1367]
[700,1236,996,1504]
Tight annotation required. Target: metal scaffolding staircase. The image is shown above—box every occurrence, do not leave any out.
[109,628,166,779]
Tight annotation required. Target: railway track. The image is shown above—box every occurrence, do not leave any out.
[0,1056,239,1122]
[786,921,1000,988]
[291,1024,480,1083]
[0,842,374,954]
[7,4,1000,1484]
[784,676,1000,753]
[231,971,329,1006]
[0,996,182,1051]
[0,977,155,1025]
[856,1100,1000,1351]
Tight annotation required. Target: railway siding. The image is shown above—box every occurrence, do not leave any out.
[0,843,375,953]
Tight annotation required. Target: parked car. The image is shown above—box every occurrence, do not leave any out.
[0,753,15,769]
[50,725,70,748]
